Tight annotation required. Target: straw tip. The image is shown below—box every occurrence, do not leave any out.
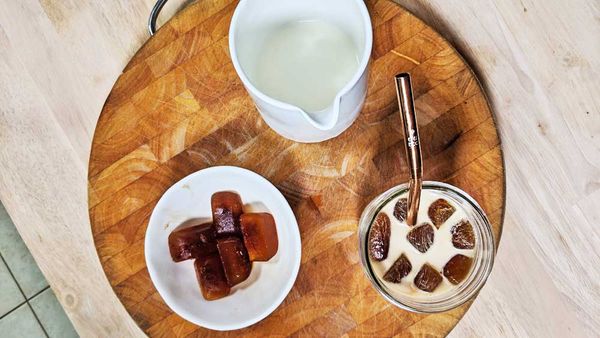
[395,72,411,80]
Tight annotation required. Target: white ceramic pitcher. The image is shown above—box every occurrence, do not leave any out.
[229,0,373,143]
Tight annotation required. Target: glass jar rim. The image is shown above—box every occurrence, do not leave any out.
[358,181,496,313]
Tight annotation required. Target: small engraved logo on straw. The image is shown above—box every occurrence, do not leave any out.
[407,129,419,147]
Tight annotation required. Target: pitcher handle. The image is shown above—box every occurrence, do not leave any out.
[148,0,169,35]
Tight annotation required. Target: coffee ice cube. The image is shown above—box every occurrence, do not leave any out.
[443,254,473,284]
[368,212,391,261]
[451,220,475,249]
[168,222,217,262]
[211,192,244,238]
[194,254,230,300]
[393,198,408,222]
[217,237,251,286]
[407,223,434,253]
[428,198,456,228]
[414,264,442,292]
[240,213,278,262]
[383,254,412,283]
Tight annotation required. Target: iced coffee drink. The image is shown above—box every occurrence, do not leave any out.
[358,182,495,312]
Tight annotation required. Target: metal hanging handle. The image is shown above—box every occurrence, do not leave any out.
[148,0,169,35]
[395,73,423,226]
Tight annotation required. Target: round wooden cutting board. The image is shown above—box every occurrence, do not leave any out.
[88,0,505,336]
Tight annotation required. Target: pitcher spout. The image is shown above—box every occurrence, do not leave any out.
[301,96,341,131]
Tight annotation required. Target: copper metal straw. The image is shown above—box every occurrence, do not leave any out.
[395,73,422,226]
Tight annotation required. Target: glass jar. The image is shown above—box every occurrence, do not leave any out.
[357,181,496,313]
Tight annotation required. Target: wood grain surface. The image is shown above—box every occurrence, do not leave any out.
[0,0,598,337]
[87,0,504,336]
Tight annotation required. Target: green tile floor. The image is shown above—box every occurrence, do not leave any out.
[0,202,78,338]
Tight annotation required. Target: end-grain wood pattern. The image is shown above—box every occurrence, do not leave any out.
[88,0,505,336]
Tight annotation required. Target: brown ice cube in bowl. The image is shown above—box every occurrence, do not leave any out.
[217,237,251,286]
[168,223,217,262]
[443,254,473,285]
[211,192,244,238]
[194,254,230,301]
[368,212,391,261]
[414,264,443,292]
[240,213,278,261]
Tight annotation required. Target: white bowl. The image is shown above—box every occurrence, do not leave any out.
[145,166,301,331]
